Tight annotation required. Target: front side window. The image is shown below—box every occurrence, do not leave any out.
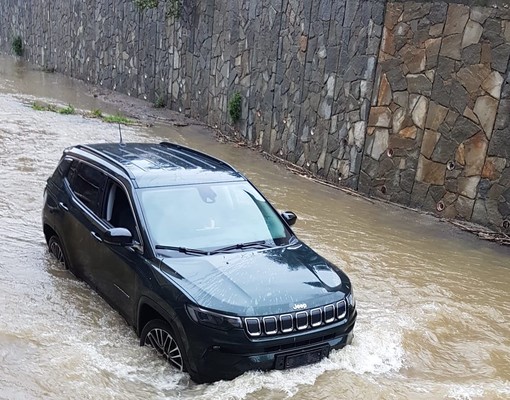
[139,181,292,251]
[105,181,139,241]
[68,162,107,215]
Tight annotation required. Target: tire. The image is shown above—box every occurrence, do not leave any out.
[48,235,68,270]
[140,319,187,372]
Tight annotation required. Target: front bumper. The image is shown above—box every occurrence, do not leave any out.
[183,309,356,383]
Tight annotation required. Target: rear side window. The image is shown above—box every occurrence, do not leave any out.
[68,162,107,215]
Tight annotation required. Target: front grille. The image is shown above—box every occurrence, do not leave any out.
[243,300,347,337]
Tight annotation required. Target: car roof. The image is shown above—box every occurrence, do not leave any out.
[70,142,245,188]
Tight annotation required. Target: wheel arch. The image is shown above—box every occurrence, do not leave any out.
[136,296,195,371]
[43,223,57,245]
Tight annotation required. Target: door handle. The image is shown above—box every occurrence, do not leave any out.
[91,231,103,242]
[58,202,69,211]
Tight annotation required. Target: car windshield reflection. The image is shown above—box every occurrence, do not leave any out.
[139,181,292,252]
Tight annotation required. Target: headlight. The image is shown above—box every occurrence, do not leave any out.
[346,288,356,307]
[186,304,242,330]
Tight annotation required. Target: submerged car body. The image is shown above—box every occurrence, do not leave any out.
[42,142,356,382]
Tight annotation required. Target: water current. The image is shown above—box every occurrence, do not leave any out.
[0,55,509,399]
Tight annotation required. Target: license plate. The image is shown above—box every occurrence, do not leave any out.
[275,346,330,370]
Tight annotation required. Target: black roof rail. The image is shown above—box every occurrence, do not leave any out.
[159,141,238,172]
[74,144,136,179]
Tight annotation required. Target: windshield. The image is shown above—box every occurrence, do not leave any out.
[139,181,293,252]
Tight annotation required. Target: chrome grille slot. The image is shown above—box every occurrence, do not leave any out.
[245,317,261,337]
[263,316,278,335]
[324,304,335,323]
[280,314,293,333]
[296,311,309,330]
[336,300,346,319]
[310,308,322,327]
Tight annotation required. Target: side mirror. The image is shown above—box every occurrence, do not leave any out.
[103,227,133,246]
[281,211,297,226]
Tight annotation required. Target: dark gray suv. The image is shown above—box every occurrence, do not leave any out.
[42,142,356,382]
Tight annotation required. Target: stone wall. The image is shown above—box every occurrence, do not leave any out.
[0,0,509,231]
[363,1,510,231]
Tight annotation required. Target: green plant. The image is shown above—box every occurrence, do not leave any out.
[154,95,166,108]
[12,36,23,56]
[58,104,75,115]
[228,92,242,123]
[134,0,181,18]
[90,109,103,118]
[102,114,134,125]
[32,102,46,111]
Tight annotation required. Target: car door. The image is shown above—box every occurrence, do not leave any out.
[63,163,142,323]
[61,161,109,289]
[94,179,145,323]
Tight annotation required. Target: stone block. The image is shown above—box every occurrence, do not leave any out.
[482,157,507,181]
[482,19,504,48]
[456,64,491,94]
[400,168,416,193]
[481,43,492,65]
[407,74,432,95]
[450,115,481,143]
[386,67,407,91]
[378,73,392,106]
[425,38,442,69]
[491,44,510,74]
[371,128,389,160]
[450,81,469,115]
[458,176,481,199]
[421,130,441,158]
[461,20,483,48]
[444,4,469,36]
[463,107,479,124]
[410,181,430,208]
[368,106,392,128]
[494,100,510,130]
[463,132,488,177]
[473,95,498,139]
[432,136,456,164]
[426,101,448,130]
[455,195,475,219]
[430,24,444,38]
[394,91,409,108]
[456,143,466,166]
[403,46,426,74]
[439,34,462,61]
[461,44,481,65]
[399,126,417,139]
[416,155,446,185]
[412,95,428,129]
[470,7,491,25]
[482,71,504,99]
[472,198,488,225]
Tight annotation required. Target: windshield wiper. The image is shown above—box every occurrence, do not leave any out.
[210,240,272,254]
[155,245,209,256]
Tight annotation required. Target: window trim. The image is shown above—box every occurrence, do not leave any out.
[64,158,144,253]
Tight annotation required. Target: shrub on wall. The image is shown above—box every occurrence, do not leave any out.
[228,92,242,124]
[134,0,181,18]
[12,36,23,56]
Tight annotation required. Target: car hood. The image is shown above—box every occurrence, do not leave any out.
[159,242,350,316]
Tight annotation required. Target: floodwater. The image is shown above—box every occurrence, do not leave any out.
[0,54,509,400]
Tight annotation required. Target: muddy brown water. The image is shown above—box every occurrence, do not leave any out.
[0,55,509,400]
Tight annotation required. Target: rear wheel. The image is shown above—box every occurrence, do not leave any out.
[48,235,68,269]
[140,319,186,372]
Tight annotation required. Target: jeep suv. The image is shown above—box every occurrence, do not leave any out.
[42,142,356,382]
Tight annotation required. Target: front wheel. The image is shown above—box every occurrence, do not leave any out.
[140,319,186,372]
[48,235,68,269]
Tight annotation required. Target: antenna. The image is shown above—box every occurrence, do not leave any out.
[118,123,125,146]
